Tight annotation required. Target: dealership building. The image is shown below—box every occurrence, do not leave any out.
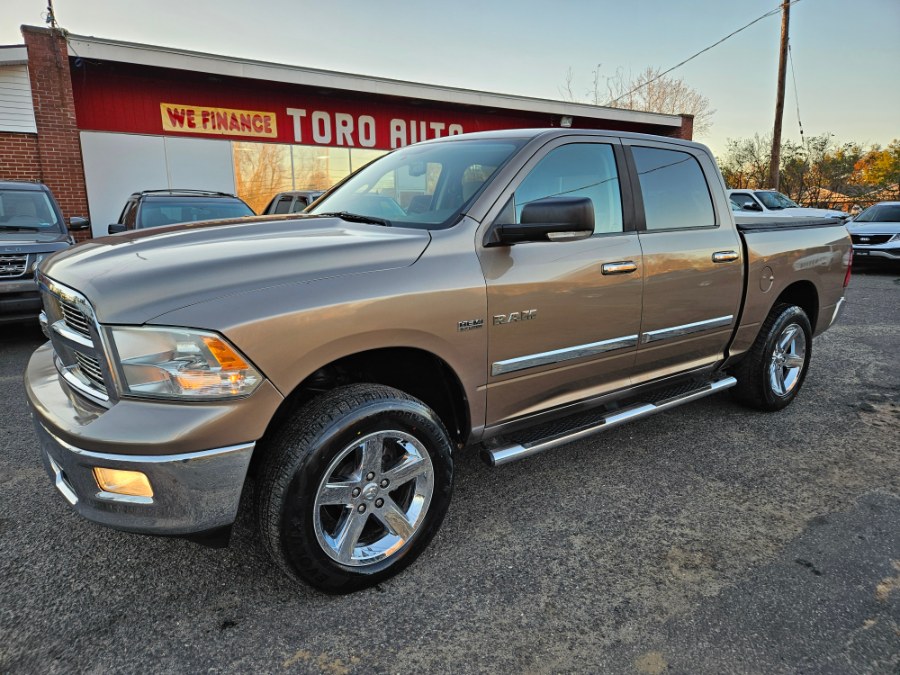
[1,26,693,239]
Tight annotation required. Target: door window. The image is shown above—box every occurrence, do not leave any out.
[632,146,715,230]
[122,201,137,228]
[729,192,758,210]
[514,143,623,234]
[273,196,293,214]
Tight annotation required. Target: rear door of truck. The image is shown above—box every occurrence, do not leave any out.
[621,138,744,382]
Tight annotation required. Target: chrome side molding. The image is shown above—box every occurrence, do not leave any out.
[482,376,737,466]
[492,334,638,376]
[641,315,733,344]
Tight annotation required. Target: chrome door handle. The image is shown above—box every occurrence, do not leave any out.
[601,261,638,275]
[712,250,739,263]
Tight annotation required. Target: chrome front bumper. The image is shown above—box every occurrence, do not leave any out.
[33,418,254,536]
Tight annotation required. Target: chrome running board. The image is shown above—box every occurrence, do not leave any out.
[482,376,737,467]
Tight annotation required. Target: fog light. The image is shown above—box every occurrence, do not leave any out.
[93,467,154,497]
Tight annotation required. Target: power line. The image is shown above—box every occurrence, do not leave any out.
[608,0,803,105]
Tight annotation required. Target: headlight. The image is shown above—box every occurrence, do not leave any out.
[108,326,262,399]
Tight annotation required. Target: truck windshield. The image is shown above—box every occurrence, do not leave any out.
[308,139,525,229]
[0,190,63,233]
[755,191,799,209]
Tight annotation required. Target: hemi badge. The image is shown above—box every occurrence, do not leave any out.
[458,319,484,332]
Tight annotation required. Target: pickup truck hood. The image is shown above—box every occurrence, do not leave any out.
[40,216,431,324]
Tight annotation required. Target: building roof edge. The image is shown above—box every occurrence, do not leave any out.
[57,31,682,128]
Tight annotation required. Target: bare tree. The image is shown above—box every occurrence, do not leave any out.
[562,65,715,137]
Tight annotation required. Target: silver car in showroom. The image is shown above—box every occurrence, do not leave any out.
[847,201,900,265]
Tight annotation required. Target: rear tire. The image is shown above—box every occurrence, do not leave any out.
[732,303,812,411]
[257,384,453,593]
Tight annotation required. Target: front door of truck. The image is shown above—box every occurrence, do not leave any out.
[622,139,744,383]
[478,138,644,428]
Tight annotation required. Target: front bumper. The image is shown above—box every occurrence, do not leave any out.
[26,341,284,536]
[0,279,41,323]
[852,244,900,262]
[34,419,254,535]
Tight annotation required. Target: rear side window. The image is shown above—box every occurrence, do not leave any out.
[515,143,623,234]
[633,146,715,231]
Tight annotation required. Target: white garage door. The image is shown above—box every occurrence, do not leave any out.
[80,132,236,238]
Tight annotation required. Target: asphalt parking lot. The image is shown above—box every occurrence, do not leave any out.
[1,267,898,674]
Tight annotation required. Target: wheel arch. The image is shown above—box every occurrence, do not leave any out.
[773,280,819,332]
[251,347,470,474]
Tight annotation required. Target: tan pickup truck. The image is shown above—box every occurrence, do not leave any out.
[25,129,851,592]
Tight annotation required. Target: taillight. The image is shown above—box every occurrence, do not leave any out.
[843,248,853,288]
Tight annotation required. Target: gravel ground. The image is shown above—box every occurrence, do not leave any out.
[1,267,898,674]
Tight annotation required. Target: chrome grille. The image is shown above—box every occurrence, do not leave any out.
[851,234,892,245]
[0,254,27,278]
[38,274,112,406]
[73,352,107,393]
[60,298,92,338]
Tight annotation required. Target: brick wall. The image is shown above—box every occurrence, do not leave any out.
[0,132,42,181]
[677,114,695,141]
[22,27,91,241]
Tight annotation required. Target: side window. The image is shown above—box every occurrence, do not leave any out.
[122,201,137,228]
[730,192,757,209]
[632,146,715,231]
[273,196,293,214]
[514,143,623,234]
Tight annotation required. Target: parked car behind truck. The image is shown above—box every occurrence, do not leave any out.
[0,181,88,324]
[846,201,900,265]
[108,189,254,234]
[26,129,851,593]
[728,189,847,220]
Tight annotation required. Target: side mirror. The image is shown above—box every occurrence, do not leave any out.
[69,216,90,230]
[743,202,763,212]
[486,196,594,246]
[108,223,126,234]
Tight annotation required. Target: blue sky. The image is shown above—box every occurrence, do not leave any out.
[3,0,898,156]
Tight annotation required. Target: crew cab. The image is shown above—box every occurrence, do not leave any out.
[25,129,851,593]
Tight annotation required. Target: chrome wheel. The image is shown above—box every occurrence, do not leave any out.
[768,322,806,397]
[313,430,434,567]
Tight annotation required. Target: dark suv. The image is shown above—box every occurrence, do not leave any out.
[108,190,254,234]
[0,181,89,324]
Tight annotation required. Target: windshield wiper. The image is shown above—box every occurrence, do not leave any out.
[315,212,392,227]
[0,225,44,232]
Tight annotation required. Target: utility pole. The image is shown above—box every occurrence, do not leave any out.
[46,0,58,29]
[768,0,791,190]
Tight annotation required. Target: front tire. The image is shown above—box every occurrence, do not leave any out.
[257,384,454,593]
[732,303,812,411]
